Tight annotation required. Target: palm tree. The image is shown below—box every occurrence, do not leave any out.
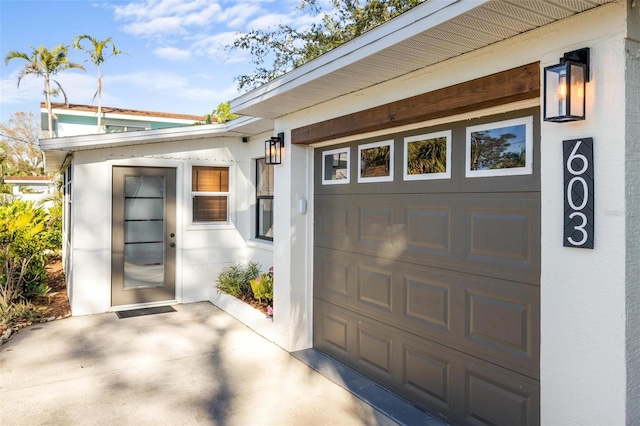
[5,44,85,138]
[73,35,124,133]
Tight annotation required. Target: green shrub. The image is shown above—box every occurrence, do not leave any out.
[250,267,273,302]
[216,262,261,297]
[0,200,59,305]
[0,300,44,325]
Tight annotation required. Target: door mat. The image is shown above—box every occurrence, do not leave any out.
[115,305,176,319]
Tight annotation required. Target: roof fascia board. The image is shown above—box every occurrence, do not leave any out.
[39,115,265,152]
[231,0,489,114]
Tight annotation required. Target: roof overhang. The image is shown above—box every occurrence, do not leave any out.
[40,115,273,172]
[231,0,615,119]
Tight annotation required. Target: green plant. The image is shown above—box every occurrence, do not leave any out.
[0,200,58,305]
[216,262,261,297]
[0,300,43,325]
[250,267,273,303]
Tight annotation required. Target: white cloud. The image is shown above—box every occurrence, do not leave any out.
[0,70,96,106]
[54,72,103,105]
[154,46,192,61]
[108,70,190,91]
[190,31,242,61]
[0,72,43,105]
[212,3,262,28]
[113,0,223,38]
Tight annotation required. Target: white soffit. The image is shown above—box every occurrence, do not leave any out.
[231,0,615,119]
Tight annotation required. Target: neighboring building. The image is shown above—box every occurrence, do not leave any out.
[3,175,55,205]
[40,102,206,137]
[40,1,639,425]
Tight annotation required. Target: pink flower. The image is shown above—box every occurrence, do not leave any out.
[267,305,273,316]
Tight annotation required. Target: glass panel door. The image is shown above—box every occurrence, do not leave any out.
[112,167,176,306]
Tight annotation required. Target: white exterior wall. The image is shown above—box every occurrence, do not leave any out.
[271,1,629,423]
[68,135,273,315]
[56,122,97,138]
[539,5,628,425]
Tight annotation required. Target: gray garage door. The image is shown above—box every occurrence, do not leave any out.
[313,108,540,425]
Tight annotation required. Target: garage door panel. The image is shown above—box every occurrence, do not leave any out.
[356,264,393,313]
[404,273,451,332]
[403,264,539,377]
[466,289,535,363]
[313,299,540,425]
[403,343,452,411]
[314,195,353,251]
[315,249,351,298]
[463,196,540,285]
[316,193,539,285]
[314,306,352,358]
[463,365,539,426]
[356,324,394,380]
[405,206,453,255]
[358,204,395,248]
[316,248,539,377]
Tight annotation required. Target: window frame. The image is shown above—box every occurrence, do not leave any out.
[465,116,534,178]
[322,147,351,185]
[190,164,231,225]
[64,163,72,245]
[403,130,452,181]
[358,140,394,183]
[255,158,274,241]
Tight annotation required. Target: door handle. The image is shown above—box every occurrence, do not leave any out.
[169,242,175,248]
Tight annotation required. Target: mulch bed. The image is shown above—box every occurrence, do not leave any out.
[0,257,71,344]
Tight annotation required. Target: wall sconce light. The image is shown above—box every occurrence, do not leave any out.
[544,48,590,122]
[265,132,285,165]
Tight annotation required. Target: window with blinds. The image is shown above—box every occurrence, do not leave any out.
[192,166,229,222]
[256,159,274,240]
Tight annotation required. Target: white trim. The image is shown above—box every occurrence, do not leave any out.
[40,116,270,151]
[403,130,452,181]
[188,162,237,228]
[465,116,534,178]
[321,146,351,185]
[231,0,487,114]
[358,140,394,183]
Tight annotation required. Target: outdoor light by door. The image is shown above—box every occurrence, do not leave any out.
[265,132,285,165]
[544,48,590,122]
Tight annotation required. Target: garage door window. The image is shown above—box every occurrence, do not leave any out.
[322,147,350,184]
[358,140,394,183]
[466,116,533,177]
[403,130,451,180]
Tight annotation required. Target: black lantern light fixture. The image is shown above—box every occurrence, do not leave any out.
[265,132,285,165]
[544,47,590,122]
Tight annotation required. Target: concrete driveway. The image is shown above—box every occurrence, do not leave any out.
[0,302,444,425]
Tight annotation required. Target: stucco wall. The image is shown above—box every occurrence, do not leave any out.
[538,5,627,425]
[626,0,640,420]
[271,1,629,424]
[68,134,273,315]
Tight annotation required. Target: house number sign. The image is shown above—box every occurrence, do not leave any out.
[563,137,594,249]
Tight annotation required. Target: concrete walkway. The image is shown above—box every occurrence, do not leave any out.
[0,302,444,426]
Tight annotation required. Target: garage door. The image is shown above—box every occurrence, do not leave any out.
[313,108,540,425]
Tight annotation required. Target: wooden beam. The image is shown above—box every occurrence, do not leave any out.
[292,62,540,145]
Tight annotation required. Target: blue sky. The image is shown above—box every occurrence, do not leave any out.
[0,0,325,124]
